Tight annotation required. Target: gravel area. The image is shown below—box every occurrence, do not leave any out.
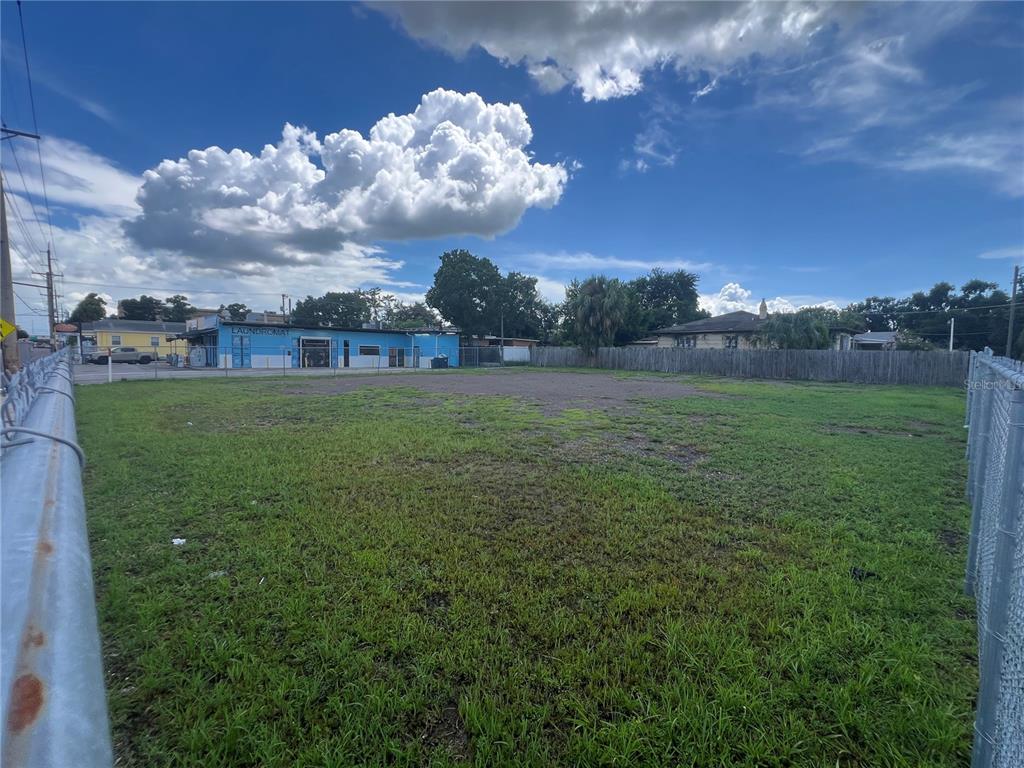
[286,369,715,415]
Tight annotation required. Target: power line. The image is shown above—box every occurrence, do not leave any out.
[1,171,47,268]
[14,289,46,315]
[1,121,48,248]
[60,278,287,296]
[857,301,1015,316]
[16,0,56,257]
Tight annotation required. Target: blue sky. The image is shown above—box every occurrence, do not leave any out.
[2,1,1022,333]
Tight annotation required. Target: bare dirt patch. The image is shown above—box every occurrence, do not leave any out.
[561,431,705,469]
[824,424,924,438]
[420,702,470,761]
[938,528,964,553]
[285,369,715,416]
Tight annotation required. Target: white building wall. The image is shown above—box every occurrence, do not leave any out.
[502,347,531,363]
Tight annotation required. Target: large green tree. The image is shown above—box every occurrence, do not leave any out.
[118,295,164,321]
[426,250,505,336]
[220,302,251,321]
[162,295,195,323]
[566,276,627,354]
[629,268,704,330]
[385,302,439,330]
[292,291,372,327]
[498,271,544,338]
[426,250,545,338]
[69,292,107,323]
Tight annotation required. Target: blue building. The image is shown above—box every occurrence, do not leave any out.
[177,314,460,370]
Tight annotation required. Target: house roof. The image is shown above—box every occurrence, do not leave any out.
[81,319,186,333]
[173,320,459,339]
[656,311,766,335]
[477,335,539,343]
[853,331,898,344]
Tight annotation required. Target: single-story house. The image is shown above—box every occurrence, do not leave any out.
[653,300,856,351]
[174,314,460,369]
[654,302,771,350]
[852,331,898,351]
[80,319,187,359]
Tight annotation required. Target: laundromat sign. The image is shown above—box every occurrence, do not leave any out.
[230,326,288,336]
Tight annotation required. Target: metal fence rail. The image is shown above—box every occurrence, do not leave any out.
[964,350,1024,768]
[1,349,112,766]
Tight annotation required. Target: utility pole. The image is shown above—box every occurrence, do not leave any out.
[948,316,955,352]
[33,245,57,349]
[2,125,43,371]
[1007,264,1020,359]
[0,169,18,372]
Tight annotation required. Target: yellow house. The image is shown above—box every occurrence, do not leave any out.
[80,319,186,358]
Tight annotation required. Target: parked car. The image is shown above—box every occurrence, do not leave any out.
[90,347,155,365]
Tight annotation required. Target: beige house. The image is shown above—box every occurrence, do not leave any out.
[654,300,855,350]
[655,301,770,350]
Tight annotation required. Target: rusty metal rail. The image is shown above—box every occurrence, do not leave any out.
[1,349,112,766]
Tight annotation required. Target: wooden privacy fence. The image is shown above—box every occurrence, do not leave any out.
[530,346,972,387]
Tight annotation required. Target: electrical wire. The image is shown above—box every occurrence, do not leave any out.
[1,121,49,249]
[16,0,56,256]
[1,177,48,271]
[14,291,46,315]
[59,278,287,296]
[855,301,1015,316]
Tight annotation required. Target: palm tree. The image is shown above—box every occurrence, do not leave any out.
[570,276,627,355]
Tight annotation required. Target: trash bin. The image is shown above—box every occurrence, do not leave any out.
[431,356,449,369]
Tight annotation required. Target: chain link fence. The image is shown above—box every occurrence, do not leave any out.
[1,349,112,766]
[964,349,1024,768]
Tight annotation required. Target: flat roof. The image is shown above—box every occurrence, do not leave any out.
[178,320,459,337]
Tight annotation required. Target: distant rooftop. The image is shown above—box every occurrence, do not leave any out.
[657,311,766,335]
[81,319,186,333]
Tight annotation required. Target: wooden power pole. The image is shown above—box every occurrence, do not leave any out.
[0,169,19,372]
[33,245,57,349]
[1008,264,1020,360]
[2,126,43,371]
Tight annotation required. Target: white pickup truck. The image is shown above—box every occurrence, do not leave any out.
[90,347,156,365]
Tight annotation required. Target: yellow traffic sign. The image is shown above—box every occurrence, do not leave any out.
[0,317,15,341]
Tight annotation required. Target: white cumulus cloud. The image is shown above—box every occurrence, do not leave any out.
[699,282,839,316]
[375,2,827,101]
[124,89,568,272]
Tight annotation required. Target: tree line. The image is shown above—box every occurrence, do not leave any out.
[65,251,1022,356]
[425,249,709,349]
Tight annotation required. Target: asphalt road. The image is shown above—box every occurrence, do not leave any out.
[72,362,427,385]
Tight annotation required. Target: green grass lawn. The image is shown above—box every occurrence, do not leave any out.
[77,370,977,767]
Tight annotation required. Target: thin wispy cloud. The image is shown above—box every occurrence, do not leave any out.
[517,251,712,273]
[978,247,1024,261]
